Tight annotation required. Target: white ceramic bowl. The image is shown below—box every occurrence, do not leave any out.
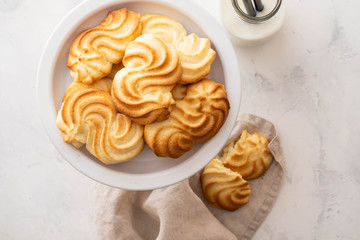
[36,0,241,190]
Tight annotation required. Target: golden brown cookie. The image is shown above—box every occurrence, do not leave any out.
[222,130,274,179]
[177,33,216,84]
[56,78,144,164]
[140,14,187,45]
[201,158,251,211]
[141,14,216,84]
[144,78,230,158]
[111,34,182,125]
[67,8,141,84]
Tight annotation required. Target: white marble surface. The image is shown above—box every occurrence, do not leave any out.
[1,0,360,239]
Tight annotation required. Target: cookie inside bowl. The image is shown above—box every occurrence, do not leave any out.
[38,0,240,190]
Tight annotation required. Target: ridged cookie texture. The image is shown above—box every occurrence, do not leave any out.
[222,130,274,179]
[67,8,141,84]
[201,158,251,211]
[140,14,187,46]
[56,78,144,165]
[144,78,230,158]
[171,79,230,142]
[177,33,216,84]
[111,34,182,125]
[140,14,216,84]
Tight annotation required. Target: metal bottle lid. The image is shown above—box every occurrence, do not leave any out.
[232,0,282,24]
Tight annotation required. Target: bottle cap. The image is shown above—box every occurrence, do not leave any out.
[232,0,282,24]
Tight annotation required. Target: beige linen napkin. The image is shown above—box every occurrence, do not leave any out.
[95,113,284,240]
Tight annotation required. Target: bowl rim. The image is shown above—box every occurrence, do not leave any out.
[36,0,241,190]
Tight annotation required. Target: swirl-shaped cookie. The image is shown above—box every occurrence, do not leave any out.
[144,78,230,158]
[111,34,182,125]
[56,78,144,165]
[222,130,274,179]
[140,14,187,45]
[143,118,194,158]
[172,78,229,142]
[67,8,141,84]
[177,33,216,84]
[201,158,251,211]
[140,14,216,84]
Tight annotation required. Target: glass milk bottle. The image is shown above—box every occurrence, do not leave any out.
[221,0,285,47]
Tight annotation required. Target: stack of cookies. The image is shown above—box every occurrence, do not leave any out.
[56,8,230,164]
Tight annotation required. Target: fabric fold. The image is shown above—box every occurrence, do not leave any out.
[95,113,284,240]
